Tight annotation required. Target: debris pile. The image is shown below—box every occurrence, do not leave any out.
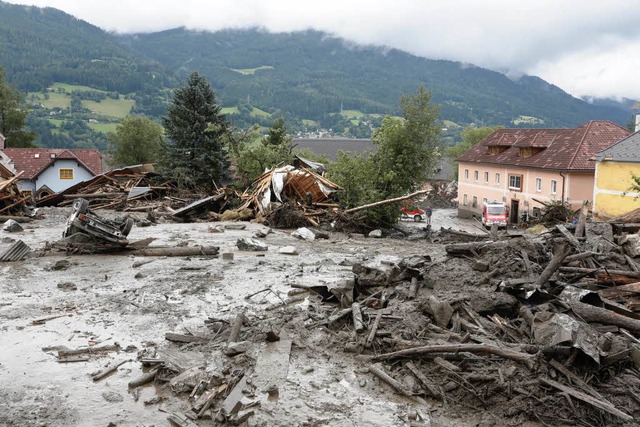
[0,173,31,216]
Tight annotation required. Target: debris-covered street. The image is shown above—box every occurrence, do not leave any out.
[1,204,640,427]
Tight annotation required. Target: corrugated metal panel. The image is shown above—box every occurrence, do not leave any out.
[0,240,32,262]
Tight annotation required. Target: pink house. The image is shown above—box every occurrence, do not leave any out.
[456,121,629,223]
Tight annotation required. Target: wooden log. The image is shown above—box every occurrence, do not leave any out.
[567,300,640,334]
[351,303,364,333]
[128,367,158,388]
[556,224,582,249]
[328,308,353,325]
[371,343,535,369]
[369,363,428,405]
[58,344,120,358]
[539,377,633,421]
[408,277,420,299]
[536,241,571,287]
[625,255,640,272]
[227,312,248,344]
[445,241,489,256]
[575,201,590,238]
[563,251,599,264]
[92,359,129,382]
[548,359,607,402]
[130,246,219,257]
[405,361,440,397]
[440,228,488,239]
[0,215,32,223]
[345,190,428,214]
[165,332,201,343]
[365,312,383,348]
[559,267,640,278]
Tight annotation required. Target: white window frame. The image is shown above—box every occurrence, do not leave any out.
[508,174,522,191]
[464,169,469,180]
[472,196,478,208]
[484,171,489,183]
[550,179,557,194]
[535,177,542,192]
[463,194,468,206]
[474,170,479,181]
[495,173,500,185]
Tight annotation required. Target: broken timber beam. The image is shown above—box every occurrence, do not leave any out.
[345,190,428,214]
[536,241,571,288]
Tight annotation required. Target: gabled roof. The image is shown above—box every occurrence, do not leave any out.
[0,148,103,179]
[457,121,630,171]
[595,131,640,163]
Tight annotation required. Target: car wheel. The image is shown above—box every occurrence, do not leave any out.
[120,218,134,236]
[414,215,422,222]
[73,198,89,214]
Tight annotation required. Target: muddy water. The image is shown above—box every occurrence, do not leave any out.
[0,209,478,426]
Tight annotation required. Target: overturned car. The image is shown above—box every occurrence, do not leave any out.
[63,198,134,246]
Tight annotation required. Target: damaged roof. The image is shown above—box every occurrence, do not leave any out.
[595,130,640,163]
[457,121,630,171]
[0,148,103,179]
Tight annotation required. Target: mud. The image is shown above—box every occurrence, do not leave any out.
[0,209,494,427]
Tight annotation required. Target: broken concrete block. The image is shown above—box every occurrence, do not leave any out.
[169,366,206,393]
[57,282,77,291]
[222,252,234,261]
[422,295,453,328]
[619,234,640,257]
[225,224,247,230]
[279,246,298,255]
[2,219,23,232]
[254,228,272,238]
[236,238,268,251]
[224,341,251,357]
[292,227,315,241]
[369,229,383,238]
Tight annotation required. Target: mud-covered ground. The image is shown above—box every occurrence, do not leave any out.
[0,208,490,427]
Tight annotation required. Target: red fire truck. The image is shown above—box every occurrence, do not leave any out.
[482,201,508,228]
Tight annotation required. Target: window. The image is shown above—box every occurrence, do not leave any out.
[484,171,489,183]
[463,194,468,206]
[59,168,74,180]
[483,198,488,204]
[21,190,33,196]
[474,170,479,181]
[495,173,500,185]
[472,196,478,208]
[508,174,523,191]
[550,179,557,194]
[464,169,469,180]
[535,178,542,192]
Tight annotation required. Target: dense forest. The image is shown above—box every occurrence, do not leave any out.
[0,1,634,150]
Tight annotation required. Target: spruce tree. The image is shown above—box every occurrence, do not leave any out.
[161,71,229,189]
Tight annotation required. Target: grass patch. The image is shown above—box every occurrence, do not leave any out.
[350,119,360,125]
[88,122,118,133]
[340,109,364,119]
[229,65,274,75]
[443,120,462,128]
[47,119,64,127]
[51,82,106,93]
[221,107,240,115]
[512,115,545,125]
[302,119,318,127]
[32,92,71,109]
[250,107,270,118]
[83,99,134,118]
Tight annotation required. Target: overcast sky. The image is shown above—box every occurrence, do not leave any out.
[6,0,640,101]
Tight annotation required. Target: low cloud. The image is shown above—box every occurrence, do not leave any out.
[7,0,640,100]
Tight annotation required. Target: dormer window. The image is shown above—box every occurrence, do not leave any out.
[34,153,40,158]
[487,146,508,155]
[518,147,544,158]
[50,153,56,158]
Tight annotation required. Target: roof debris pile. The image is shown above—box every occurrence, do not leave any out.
[234,165,343,228]
[0,172,32,216]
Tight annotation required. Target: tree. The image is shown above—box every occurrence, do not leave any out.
[229,117,295,188]
[107,116,164,168]
[0,66,36,147]
[446,125,502,177]
[329,86,441,227]
[159,71,229,189]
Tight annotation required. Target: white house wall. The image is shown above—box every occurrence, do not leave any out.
[34,159,94,193]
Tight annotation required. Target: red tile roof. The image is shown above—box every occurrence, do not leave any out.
[0,148,103,179]
[457,121,630,171]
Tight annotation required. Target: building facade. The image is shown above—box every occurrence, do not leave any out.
[593,131,640,219]
[456,121,629,222]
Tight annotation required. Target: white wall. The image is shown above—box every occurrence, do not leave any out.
[34,159,94,193]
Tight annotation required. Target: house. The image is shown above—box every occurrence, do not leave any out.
[592,131,640,219]
[456,121,630,223]
[0,148,103,199]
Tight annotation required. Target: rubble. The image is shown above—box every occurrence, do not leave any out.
[0,173,32,216]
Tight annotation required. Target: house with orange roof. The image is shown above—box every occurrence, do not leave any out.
[456,121,630,223]
[0,145,103,199]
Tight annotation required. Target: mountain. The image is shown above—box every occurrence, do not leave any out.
[0,1,634,148]
[121,28,634,130]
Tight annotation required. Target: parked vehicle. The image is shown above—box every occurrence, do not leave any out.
[63,198,133,245]
[482,201,508,228]
[400,203,426,222]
